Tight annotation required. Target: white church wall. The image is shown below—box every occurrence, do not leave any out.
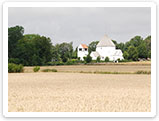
[90,52,97,60]
[77,44,88,60]
[96,47,115,58]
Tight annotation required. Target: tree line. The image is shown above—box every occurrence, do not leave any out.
[8,25,151,66]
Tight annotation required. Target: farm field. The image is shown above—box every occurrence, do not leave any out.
[24,61,151,73]
[8,70,151,112]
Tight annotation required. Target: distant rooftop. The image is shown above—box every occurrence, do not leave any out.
[97,35,115,47]
[81,44,88,49]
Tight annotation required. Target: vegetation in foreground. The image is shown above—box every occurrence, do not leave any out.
[8,63,23,73]
[42,69,57,72]
[33,66,40,72]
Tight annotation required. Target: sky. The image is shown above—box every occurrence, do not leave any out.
[8,7,151,48]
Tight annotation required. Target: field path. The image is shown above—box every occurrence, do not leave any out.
[8,73,151,112]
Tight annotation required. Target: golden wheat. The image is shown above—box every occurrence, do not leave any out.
[8,72,150,112]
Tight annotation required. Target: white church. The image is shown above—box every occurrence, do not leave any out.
[77,35,124,61]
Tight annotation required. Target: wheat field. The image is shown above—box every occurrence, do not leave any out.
[24,64,150,73]
[8,72,151,112]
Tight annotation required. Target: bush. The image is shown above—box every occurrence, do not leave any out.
[65,59,79,65]
[135,70,151,74]
[8,63,23,73]
[84,54,92,63]
[105,57,109,62]
[65,60,73,65]
[42,69,57,72]
[33,66,40,72]
[96,56,101,63]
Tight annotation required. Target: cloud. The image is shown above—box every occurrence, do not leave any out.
[8,7,151,48]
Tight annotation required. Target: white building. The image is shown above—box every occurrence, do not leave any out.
[77,44,88,60]
[77,35,124,61]
[90,35,124,61]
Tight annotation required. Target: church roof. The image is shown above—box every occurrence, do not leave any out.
[81,44,88,49]
[97,35,115,47]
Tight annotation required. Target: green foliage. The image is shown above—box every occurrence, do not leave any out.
[88,41,99,54]
[112,40,117,46]
[137,42,148,59]
[72,47,78,59]
[8,58,20,64]
[65,59,79,65]
[46,61,64,66]
[148,51,151,58]
[105,57,109,62]
[123,35,151,60]
[116,43,125,52]
[33,66,40,72]
[42,69,57,72]
[8,63,23,73]
[84,54,92,63]
[96,56,101,62]
[8,26,24,59]
[144,35,151,58]
[57,42,73,62]
[123,51,129,60]
[127,46,138,61]
[16,34,53,66]
[117,58,121,62]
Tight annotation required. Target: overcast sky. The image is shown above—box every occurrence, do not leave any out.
[8,7,151,48]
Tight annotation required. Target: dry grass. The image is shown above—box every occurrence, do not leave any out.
[24,63,151,73]
[8,72,151,112]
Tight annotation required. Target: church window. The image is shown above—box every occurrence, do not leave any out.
[79,48,82,51]
[84,48,87,51]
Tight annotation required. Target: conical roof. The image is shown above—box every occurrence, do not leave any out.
[97,35,115,47]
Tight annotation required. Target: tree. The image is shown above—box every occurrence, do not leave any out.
[144,35,151,58]
[137,42,148,59]
[52,45,60,62]
[124,36,143,51]
[123,51,129,60]
[16,34,53,66]
[72,47,78,59]
[96,56,101,63]
[105,57,109,62]
[116,42,125,52]
[58,42,73,62]
[112,40,117,46]
[8,26,24,58]
[129,36,143,47]
[88,41,99,54]
[84,54,92,63]
[127,46,138,61]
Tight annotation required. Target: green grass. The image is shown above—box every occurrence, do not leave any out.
[42,69,57,72]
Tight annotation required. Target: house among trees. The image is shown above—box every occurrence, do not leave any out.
[77,35,124,62]
[77,44,88,60]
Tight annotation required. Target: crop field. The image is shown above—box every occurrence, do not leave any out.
[8,63,151,112]
[24,61,151,73]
